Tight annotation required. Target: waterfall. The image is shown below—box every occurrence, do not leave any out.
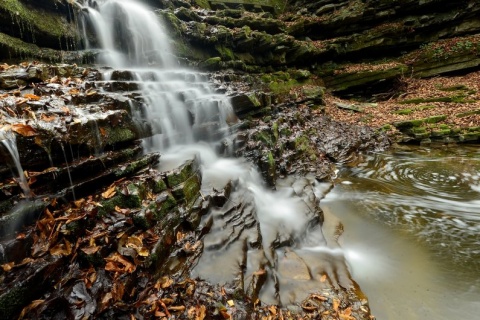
[77,0,353,306]
[77,0,236,150]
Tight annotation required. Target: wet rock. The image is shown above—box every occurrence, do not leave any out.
[0,199,48,237]
[0,256,64,319]
[165,156,201,188]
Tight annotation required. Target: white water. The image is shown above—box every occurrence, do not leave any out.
[0,129,32,198]
[79,0,352,306]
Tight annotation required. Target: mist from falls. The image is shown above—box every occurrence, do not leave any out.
[77,0,352,306]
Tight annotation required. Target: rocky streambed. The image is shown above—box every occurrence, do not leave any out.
[0,61,387,319]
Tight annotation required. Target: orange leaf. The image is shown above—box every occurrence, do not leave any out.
[333,298,340,313]
[24,93,40,101]
[69,88,80,95]
[102,186,116,199]
[49,239,72,256]
[41,114,57,122]
[1,262,15,272]
[105,253,135,273]
[11,123,37,137]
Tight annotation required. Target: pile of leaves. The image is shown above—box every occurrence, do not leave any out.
[324,70,480,131]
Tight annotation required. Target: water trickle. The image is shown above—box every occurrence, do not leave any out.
[0,129,32,198]
[60,143,76,201]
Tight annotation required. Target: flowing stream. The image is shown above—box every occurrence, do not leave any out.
[322,145,480,319]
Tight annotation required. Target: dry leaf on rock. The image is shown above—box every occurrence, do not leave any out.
[102,186,116,199]
[11,123,37,137]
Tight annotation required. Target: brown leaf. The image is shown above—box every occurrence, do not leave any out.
[24,93,40,101]
[69,88,80,95]
[112,282,125,301]
[1,262,15,272]
[41,114,57,122]
[49,239,72,256]
[102,186,116,199]
[159,276,174,289]
[81,246,100,255]
[18,300,45,320]
[105,253,136,274]
[333,298,340,313]
[11,124,37,137]
[196,305,206,320]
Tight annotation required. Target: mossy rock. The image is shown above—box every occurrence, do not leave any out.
[198,57,223,71]
[456,109,480,118]
[392,119,424,129]
[424,115,446,124]
[164,156,200,188]
[393,109,413,115]
[431,129,451,137]
[171,174,201,206]
[0,0,75,52]
[98,188,143,216]
[152,191,177,221]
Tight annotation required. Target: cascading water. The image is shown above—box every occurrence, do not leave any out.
[77,0,355,307]
[0,129,32,198]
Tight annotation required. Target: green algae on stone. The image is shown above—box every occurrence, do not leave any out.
[165,157,200,188]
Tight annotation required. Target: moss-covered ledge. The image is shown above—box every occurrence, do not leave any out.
[0,0,76,58]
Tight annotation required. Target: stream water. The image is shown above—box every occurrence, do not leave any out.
[323,145,480,319]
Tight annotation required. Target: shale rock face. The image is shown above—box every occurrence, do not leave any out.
[154,0,480,94]
[0,0,79,62]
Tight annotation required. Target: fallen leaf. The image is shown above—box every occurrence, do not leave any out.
[18,300,45,320]
[69,88,80,95]
[11,123,37,137]
[333,298,340,313]
[1,262,15,272]
[81,246,100,255]
[41,114,57,122]
[49,239,72,256]
[102,186,116,199]
[24,93,40,101]
[159,276,174,289]
[105,253,136,274]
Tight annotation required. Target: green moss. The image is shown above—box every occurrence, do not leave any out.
[424,115,446,124]
[417,105,436,111]
[254,131,274,147]
[456,109,480,118]
[0,0,75,39]
[215,45,235,61]
[393,109,413,115]
[98,192,142,216]
[431,129,451,137]
[269,79,298,95]
[0,285,29,319]
[399,95,470,104]
[393,119,424,129]
[272,122,279,142]
[437,84,470,91]
[153,192,177,220]
[106,127,135,145]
